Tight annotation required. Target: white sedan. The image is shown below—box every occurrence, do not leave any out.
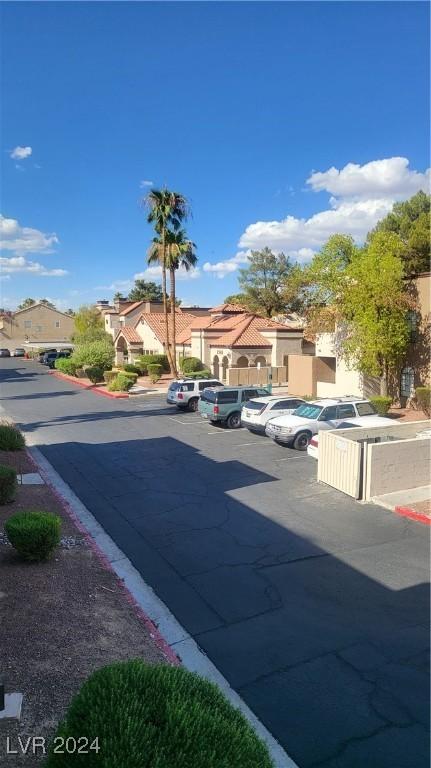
[307,415,396,458]
[241,395,306,434]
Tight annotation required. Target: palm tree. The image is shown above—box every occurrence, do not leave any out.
[165,229,197,366]
[144,189,189,374]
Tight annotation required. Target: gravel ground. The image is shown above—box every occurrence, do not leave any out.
[0,450,170,767]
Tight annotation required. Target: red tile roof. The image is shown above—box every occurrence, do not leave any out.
[115,327,143,344]
[209,314,294,348]
[210,303,247,314]
[137,312,197,346]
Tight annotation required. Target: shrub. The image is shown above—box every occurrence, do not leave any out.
[137,354,170,373]
[45,661,274,768]
[5,510,61,561]
[0,422,25,451]
[369,395,392,415]
[107,374,133,392]
[54,358,77,376]
[71,339,115,372]
[0,465,17,505]
[121,371,138,382]
[416,387,431,416]
[123,364,141,375]
[180,356,204,374]
[147,363,162,383]
[85,366,104,384]
[185,369,212,379]
[103,370,118,384]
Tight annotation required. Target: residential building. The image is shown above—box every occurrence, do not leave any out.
[0,303,75,351]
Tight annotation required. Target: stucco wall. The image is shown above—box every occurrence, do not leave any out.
[134,319,164,354]
[365,437,431,499]
[317,358,363,398]
[288,354,317,397]
[0,305,74,350]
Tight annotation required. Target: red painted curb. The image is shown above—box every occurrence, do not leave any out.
[50,371,129,399]
[394,505,431,526]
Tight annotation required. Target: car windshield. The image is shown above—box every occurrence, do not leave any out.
[169,383,181,391]
[356,402,376,416]
[294,404,323,419]
[244,400,267,411]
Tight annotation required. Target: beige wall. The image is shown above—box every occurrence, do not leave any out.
[260,330,303,366]
[227,366,287,386]
[316,358,363,398]
[365,437,431,499]
[134,319,164,355]
[0,304,74,350]
[288,354,317,397]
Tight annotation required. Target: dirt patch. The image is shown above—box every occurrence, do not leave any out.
[0,450,173,766]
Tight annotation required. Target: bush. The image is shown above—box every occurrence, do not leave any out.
[137,354,170,373]
[180,356,204,374]
[72,339,115,372]
[54,358,77,376]
[0,422,25,451]
[184,369,212,379]
[103,370,118,384]
[0,465,17,505]
[123,364,141,375]
[416,387,431,416]
[121,371,138,382]
[85,366,104,384]
[46,661,274,768]
[147,363,162,383]
[5,510,61,561]
[369,395,392,415]
[107,374,133,392]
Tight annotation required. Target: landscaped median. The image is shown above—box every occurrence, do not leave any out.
[0,422,276,767]
[49,369,130,398]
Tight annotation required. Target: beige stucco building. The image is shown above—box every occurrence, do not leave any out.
[0,303,75,351]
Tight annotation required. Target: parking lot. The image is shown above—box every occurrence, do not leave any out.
[1,360,429,768]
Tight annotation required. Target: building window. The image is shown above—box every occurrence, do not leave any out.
[24,320,32,328]
[406,311,419,343]
[55,320,60,328]
[400,367,415,398]
[35,325,43,332]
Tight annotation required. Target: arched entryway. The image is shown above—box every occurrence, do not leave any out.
[115,336,127,365]
[255,355,267,368]
[222,356,229,380]
[236,355,249,368]
[213,355,220,378]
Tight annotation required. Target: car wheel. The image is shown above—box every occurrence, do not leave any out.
[226,412,241,429]
[188,397,199,412]
[293,431,311,451]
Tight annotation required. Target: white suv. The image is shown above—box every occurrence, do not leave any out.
[167,378,223,411]
[265,397,381,450]
[241,395,306,434]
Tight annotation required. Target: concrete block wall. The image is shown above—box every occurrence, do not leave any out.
[365,437,431,499]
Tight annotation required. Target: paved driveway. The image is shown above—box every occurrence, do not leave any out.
[1,360,429,768]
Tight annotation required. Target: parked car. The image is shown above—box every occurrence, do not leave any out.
[167,377,224,411]
[265,397,382,450]
[42,350,71,368]
[38,348,57,363]
[0,349,11,358]
[13,348,25,357]
[241,395,307,434]
[199,385,269,429]
[307,415,396,459]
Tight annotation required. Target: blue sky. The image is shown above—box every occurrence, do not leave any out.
[1,1,429,311]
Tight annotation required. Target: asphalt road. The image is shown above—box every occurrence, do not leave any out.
[1,360,429,768]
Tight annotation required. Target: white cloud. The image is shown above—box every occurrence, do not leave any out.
[237,157,430,259]
[0,215,59,255]
[0,256,67,277]
[135,265,201,281]
[306,157,430,201]
[140,180,154,188]
[10,146,32,160]
[203,250,250,279]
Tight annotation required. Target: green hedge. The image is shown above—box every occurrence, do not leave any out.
[46,661,274,768]
[369,395,392,415]
[180,356,204,374]
[184,369,212,379]
[416,387,431,416]
[121,371,138,382]
[123,364,141,375]
[136,354,169,373]
[147,364,162,383]
[107,374,133,392]
[71,339,115,372]
[0,422,25,451]
[5,510,61,561]
[103,370,118,384]
[54,358,77,376]
[85,366,104,384]
[0,465,17,505]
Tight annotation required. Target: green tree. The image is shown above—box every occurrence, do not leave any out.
[65,308,75,316]
[17,298,36,310]
[238,248,294,317]
[223,293,249,307]
[370,190,430,274]
[39,298,56,309]
[127,279,163,303]
[72,305,107,343]
[72,339,115,371]
[144,188,189,375]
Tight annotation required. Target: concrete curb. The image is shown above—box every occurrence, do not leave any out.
[49,370,129,398]
[27,444,298,768]
[394,505,431,526]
